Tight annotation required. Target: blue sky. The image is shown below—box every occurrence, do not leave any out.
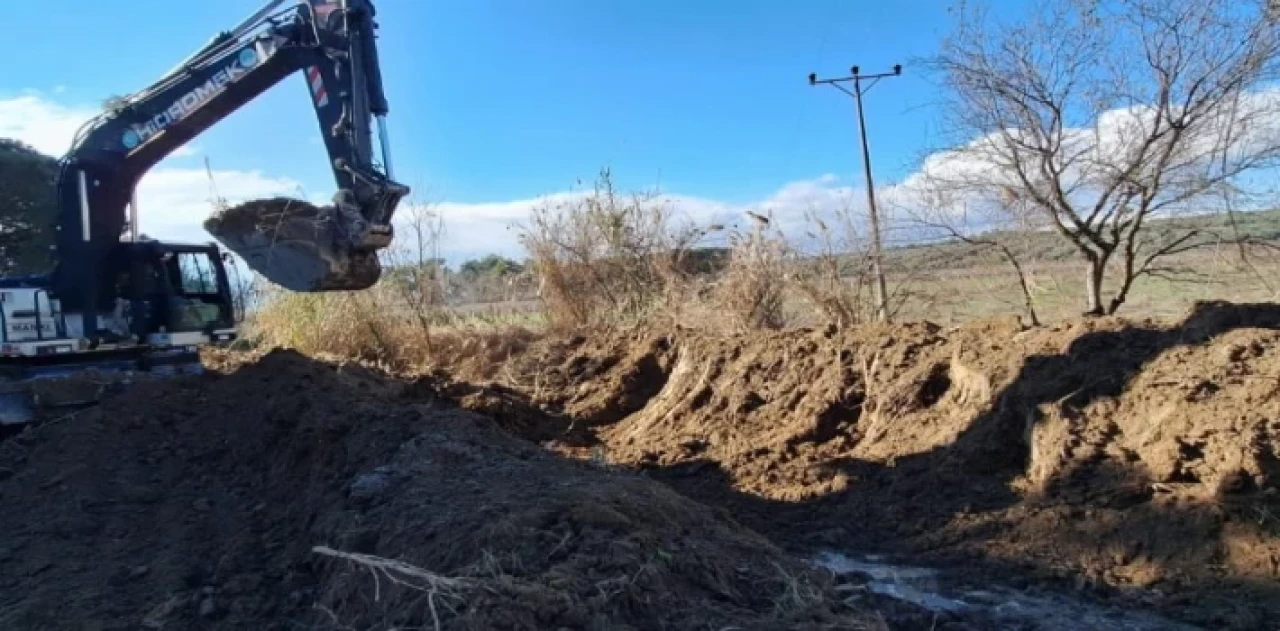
[0,0,1011,261]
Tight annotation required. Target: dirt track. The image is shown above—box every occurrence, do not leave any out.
[1,300,1278,629]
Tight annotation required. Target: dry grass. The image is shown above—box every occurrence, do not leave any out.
[242,172,1280,374]
[714,214,789,331]
[510,174,895,334]
[787,208,897,329]
[245,200,539,372]
[246,281,538,375]
[515,168,712,331]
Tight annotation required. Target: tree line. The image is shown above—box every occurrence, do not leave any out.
[0,139,58,275]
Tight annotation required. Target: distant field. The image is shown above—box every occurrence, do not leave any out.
[437,233,1280,328]
[870,210,1280,323]
[881,208,1280,270]
[883,250,1280,325]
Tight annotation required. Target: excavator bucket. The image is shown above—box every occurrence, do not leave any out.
[203,197,385,292]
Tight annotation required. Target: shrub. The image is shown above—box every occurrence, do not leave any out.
[516,169,709,330]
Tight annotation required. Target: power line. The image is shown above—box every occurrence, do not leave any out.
[808,64,902,322]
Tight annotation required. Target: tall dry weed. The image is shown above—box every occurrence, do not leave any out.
[248,283,406,362]
[248,279,536,372]
[246,200,537,371]
[787,209,880,328]
[516,169,709,330]
[714,213,790,331]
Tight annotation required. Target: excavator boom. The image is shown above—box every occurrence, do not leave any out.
[51,0,408,319]
[0,0,409,429]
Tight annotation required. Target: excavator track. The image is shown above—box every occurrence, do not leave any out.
[0,347,202,431]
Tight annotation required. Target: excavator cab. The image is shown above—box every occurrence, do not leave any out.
[158,247,235,333]
[116,242,236,338]
[0,242,237,430]
[97,240,237,345]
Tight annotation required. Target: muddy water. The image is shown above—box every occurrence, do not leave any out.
[813,552,1202,630]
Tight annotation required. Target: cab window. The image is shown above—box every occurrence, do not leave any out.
[176,252,218,296]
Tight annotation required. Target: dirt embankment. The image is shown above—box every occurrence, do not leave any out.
[444,301,1280,630]
[0,351,881,630]
[5,300,1279,630]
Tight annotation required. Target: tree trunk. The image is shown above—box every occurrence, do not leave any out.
[1107,274,1134,315]
[1084,256,1106,316]
[998,243,1041,327]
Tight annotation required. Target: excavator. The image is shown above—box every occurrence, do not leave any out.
[0,0,408,427]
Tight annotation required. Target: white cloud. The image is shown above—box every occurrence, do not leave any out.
[894,86,1280,226]
[2,92,885,268]
[135,168,303,244]
[402,177,865,263]
[28,85,1273,273]
[0,93,199,161]
[0,95,94,157]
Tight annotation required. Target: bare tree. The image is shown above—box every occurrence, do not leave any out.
[379,200,448,349]
[926,0,1280,315]
[901,182,1045,325]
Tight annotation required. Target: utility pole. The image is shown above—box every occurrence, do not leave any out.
[809,64,901,322]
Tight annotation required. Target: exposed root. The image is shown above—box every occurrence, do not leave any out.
[312,546,472,631]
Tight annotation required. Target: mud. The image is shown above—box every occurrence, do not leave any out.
[204,197,381,291]
[456,301,1280,630]
[0,350,880,630]
[813,552,1200,630]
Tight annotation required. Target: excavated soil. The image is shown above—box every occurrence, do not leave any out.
[0,351,884,630]
[442,301,1280,630]
[204,197,381,291]
[5,300,1280,629]
[204,197,324,235]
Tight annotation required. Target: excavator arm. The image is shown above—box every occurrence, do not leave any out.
[50,0,408,313]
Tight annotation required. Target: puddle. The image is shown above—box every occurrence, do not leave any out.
[813,552,1202,630]
[816,553,971,614]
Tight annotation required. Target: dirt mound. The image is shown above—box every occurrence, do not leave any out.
[472,301,1280,629]
[0,350,881,630]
